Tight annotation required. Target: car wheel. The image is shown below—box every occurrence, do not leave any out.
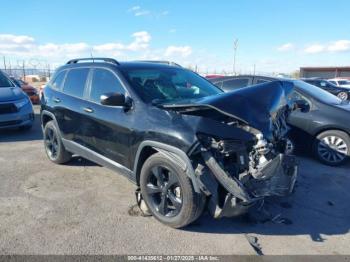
[43,120,71,164]
[140,152,205,228]
[337,92,348,101]
[314,130,350,166]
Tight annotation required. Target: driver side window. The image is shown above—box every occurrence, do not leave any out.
[89,69,125,104]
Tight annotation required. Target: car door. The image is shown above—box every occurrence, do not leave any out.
[53,68,90,142]
[80,67,133,167]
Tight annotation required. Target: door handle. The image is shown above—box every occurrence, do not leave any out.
[83,107,94,113]
[53,97,61,103]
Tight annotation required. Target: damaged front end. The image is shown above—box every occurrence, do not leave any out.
[163,81,298,218]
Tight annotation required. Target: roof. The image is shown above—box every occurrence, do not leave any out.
[60,58,182,71]
[300,66,350,71]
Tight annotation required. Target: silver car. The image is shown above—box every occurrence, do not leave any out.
[0,71,34,130]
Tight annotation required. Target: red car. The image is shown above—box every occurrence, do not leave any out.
[10,77,40,104]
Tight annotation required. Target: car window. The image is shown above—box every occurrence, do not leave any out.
[90,69,125,103]
[256,79,270,84]
[295,80,342,105]
[213,81,223,88]
[320,81,327,87]
[222,78,249,90]
[63,68,89,98]
[0,71,15,88]
[329,80,336,85]
[120,68,221,103]
[51,71,66,90]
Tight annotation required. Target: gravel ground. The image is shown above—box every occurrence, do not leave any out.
[0,106,349,255]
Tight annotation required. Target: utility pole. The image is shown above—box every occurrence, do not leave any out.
[3,56,6,70]
[233,38,239,76]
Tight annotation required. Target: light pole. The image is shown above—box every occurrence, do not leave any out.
[233,38,238,75]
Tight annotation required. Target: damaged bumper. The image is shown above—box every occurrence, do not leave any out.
[198,149,298,219]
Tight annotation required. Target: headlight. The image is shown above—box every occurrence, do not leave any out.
[14,98,30,109]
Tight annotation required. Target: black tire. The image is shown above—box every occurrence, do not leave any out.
[43,120,71,164]
[336,91,348,101]
[140,152,205,228]
[313,130,350,166]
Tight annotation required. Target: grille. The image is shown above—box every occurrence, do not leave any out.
[0,103,18,114]
[0,120,21,127]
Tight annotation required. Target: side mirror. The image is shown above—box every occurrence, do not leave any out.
[294,99,310,113]
[100,92,132,109]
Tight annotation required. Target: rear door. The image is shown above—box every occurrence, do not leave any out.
[80,67,133,166]
[56,67,90,142]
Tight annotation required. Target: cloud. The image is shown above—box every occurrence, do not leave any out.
[328,40,350,52]
[128,5,168,17]
[304,44,325,54]
[0,34,34,44]
[128,5,150,16]
[169,29,177,33]
[277,43,294,52]
[164,46,192,58]
[0,31,152,62]
[304,40,350,54]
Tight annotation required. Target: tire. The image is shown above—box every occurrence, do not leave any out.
[43,120,71,164]
[337,92,348,101]
[313,130,350,166]
[140,152,205,228]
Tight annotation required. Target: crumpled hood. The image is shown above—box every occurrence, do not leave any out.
[161,81,295,141]
[0,87,26,102]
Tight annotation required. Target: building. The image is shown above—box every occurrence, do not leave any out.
[300,66,350,79]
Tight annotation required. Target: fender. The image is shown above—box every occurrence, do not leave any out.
[41,110,61,133]
[133,140,201,193]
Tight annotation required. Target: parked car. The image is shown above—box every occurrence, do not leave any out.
[41,58,298,228]
[209,75,350,166]
[301,78,350,101]
[10,77,40,104]
[328,78,350,88]
[0,71,34,130]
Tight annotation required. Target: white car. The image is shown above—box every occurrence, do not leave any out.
[328,78,350,88]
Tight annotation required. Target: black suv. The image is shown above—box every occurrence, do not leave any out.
[41,58,297,228]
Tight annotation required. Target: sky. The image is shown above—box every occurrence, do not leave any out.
[0,0,350,74]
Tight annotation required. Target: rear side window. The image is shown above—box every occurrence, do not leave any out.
[51,71,66,90]
[63,68,89,98]
[222,78,249,90]
[89,69,125,103]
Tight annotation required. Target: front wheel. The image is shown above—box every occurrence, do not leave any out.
[314,130,350,166]
[337,92,348,101]
[140,153,205,228]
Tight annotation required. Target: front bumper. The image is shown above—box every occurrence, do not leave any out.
[0,102,34,129]
[199,150,298,218]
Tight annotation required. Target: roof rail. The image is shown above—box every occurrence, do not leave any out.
[66,58,120,65]
[136,60,182,67]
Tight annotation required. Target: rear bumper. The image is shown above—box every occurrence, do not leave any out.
[200,151,298,218]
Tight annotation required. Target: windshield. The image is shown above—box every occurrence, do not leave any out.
[120,67,222,103]
[0,72,15,88]
[295,80,343,104]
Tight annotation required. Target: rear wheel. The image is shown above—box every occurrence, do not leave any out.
[43,120,71,164]
[314,130,350,166]
[140,152,205,228]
